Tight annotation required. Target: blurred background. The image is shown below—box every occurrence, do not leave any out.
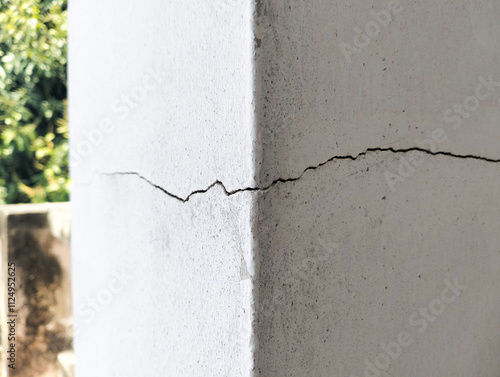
[0,1,72,376]
[0,0,68,205]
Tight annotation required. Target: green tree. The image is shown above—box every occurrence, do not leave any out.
[0,0,69,204]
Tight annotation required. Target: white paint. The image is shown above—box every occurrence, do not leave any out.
[69,0,256,198]
[70,0,257,375]
[71,179,257,376]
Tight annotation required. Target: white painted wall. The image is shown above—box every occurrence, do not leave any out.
[71,180,257,376]
[71,0,500,376]
[70,1,257,376]
[69,0,256,198]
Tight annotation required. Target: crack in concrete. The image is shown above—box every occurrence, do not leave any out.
[104,147,500,202]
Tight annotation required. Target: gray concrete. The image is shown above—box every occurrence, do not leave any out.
[255,0,500,187]
[256,153,500,376]
[254,2,500,375]
[71,0,500,376]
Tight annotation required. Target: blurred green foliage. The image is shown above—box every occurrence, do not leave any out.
[0,0,69,204]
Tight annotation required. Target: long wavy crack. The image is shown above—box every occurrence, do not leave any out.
[103,147,500,203]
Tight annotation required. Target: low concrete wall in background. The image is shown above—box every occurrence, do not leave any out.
[0,203,73,377]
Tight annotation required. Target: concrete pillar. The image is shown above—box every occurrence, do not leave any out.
[70,1,500,376]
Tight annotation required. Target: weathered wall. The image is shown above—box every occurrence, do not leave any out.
[254,1,500,376]
[71,0,500,376]
[254,0,500,186]
[256,154,500,376]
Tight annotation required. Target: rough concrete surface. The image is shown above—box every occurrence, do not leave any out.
[251,2,500,374]
[255,0,500,186]
[71,0,500,376]
[256,152,500,376]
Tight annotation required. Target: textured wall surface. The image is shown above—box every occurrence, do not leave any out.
[71,0,500,376]
[254,0,500,186]
[254,1,500,376]
[256,154,500,376]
